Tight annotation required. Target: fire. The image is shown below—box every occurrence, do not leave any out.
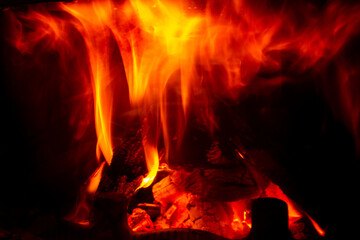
[263,182,326,236]
[10,0,359,188]
[5,0,360,238]
[87,161,106,194]
[65,161,106,226]
[136,144,160,189]
[306,213,326,237]
[61,1,116,164]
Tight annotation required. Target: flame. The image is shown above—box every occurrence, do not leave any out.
[264,182,326,236]
[65,161,106,226]
[60,1,115,164]
[136,144,160,190]
[9,0,360,187]
[306,213,326,237]
[120,0,205,157]
[87,161,106,194]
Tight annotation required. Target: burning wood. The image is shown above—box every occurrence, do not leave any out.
[126,163,257,237]
[128,208,153,232]
[152,172,185,204]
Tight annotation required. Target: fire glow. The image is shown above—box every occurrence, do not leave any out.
[4,0,360,238]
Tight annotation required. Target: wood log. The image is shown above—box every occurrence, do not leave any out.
[152,172,186,205]
[97,130,147,194]
[164,166,260,202]
[128,208,153,232]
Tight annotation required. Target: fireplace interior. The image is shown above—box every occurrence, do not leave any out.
[0,0,359,239]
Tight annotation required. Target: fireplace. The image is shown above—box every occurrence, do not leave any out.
[0,0,359,239]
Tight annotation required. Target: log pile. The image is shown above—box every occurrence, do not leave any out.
[126,169,255,238]
[93,128,312,239]
[92,128,269,238]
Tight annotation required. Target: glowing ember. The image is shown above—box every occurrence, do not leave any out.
[129,168,325,238]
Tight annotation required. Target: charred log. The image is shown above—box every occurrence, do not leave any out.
[97,130,147,193]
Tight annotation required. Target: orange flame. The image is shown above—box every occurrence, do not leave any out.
[136,144,160,190]
[61,1,115,164]
[264,182,325,236]
[10,0,358,189]
[87,161,106,194]
[65,161,106,226]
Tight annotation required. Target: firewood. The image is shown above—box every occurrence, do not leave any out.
[171,166,260,202]
[128,208,154,232]
[152,173,185,204]
[97,130,147,194]
[164,205,177,220]
[168,194,190,228]
[136,203,161,220]
[109,131,147,182]
[186,198,238,238]
[117,175,143,198]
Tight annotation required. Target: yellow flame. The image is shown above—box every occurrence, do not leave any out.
[62,1,114,164]
[87,161,106,194]
[136,144,160,190]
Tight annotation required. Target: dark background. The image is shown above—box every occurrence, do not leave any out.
[0,1,99,237]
